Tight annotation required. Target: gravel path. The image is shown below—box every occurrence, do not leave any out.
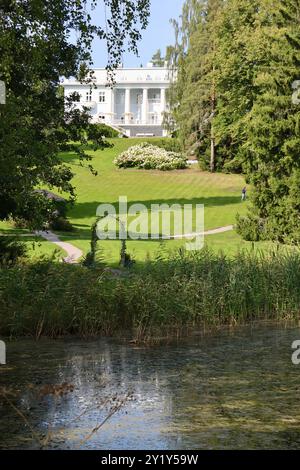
[35,230,83,264]
[2,225,234,264]
[170,225,234,239]
[38,225,234,262]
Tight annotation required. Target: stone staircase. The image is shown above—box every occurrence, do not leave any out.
[108,123,127,137]
[121,125,164,137]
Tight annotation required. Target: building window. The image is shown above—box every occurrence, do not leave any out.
[86,90,92,102]
[99,91,106,103]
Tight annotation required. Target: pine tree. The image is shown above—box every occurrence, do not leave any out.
[240,0,300,243]
[213,0,264,172]
[151,49,165,67]
[168,0,224,171]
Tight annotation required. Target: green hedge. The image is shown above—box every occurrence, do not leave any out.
[143,137,182,153]
[89,123,119,138]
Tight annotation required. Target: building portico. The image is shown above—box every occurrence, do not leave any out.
[113,87,165,126]
[62,65,171,137]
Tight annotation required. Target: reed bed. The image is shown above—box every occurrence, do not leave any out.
[0,249,300,340]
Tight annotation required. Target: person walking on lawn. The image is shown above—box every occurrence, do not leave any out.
[242,187,247,201]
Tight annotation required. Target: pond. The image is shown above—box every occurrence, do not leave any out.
[0,324,300,449]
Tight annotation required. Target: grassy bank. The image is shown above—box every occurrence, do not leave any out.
[60,138,248,261]
[1,138,254,262]
[1,249,300,340]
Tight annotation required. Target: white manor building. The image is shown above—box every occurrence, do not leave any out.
[62,65,171,137]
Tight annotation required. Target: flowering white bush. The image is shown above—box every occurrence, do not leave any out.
[114,142,187,171]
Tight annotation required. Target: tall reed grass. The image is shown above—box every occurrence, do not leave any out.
[0,249,300,340]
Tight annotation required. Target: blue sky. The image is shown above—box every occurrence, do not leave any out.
[92,0,184,68]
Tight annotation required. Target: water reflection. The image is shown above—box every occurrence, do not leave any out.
[0,324,300,449]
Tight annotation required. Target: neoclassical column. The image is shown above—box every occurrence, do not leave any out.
[161,88,166,114]
[160,88,166,125]
[142,88,148,125]
[110,88,115,124]
[125,88,131,124]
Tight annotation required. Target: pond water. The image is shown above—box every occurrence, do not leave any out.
[0,324,300,450]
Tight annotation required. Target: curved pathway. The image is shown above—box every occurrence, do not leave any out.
[2,225,234,264]
[35,230,83,264]
[170,225,234,240]
[37,225,234,263]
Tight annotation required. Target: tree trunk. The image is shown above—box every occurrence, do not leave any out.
[210,124,215,173]
[210,54,216,173]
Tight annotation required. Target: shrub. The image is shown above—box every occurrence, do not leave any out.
[198,157,209,171]
[13,193,68,230]
[13,217,30,229]
[50,216,73,232]
[89,123,119,139]
[0,237,27,267]
[144,138,182,153]
[223,157,244,174]
[236,214,266,241]
[114,142,187,171]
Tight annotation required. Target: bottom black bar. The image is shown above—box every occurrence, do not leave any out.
[0,450,295,466]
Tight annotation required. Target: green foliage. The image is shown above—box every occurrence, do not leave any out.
[83,218,101,267]
[167,0,223,171]
[144,138,182,153]
[151,49,165,67]
[225,0,300,244]
[0,1,150,227]
[120,239,134,268]
[50,217,73,232]
[12,192,69,230]
[212,0,264,173]
[88,124,119,139]
[1,250,300,339]
[169,0,300,243]
[0,237,27,267]
[236,214,266,242]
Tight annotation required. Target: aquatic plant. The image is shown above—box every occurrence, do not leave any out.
[0,249,300,340]
[0,383,132,449]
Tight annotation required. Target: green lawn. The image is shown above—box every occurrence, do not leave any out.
[63,138,247,230]
[0,233,64,261]
[0,138,280,264]
[24,237,64,260]
[60,138,279,263]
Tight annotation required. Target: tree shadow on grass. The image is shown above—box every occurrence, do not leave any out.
[69,196,242,220]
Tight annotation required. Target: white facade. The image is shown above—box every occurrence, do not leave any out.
[62,66,171,137]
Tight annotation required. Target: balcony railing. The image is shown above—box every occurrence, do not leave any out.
[113,118,125,125]
[118,75,170,82]
[113,118,142,125]
[111,112,162,126]
[112,118,162,126]
[147,113,161,125]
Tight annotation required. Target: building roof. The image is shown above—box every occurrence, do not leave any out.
[61,66,173,87]
[34,189,66,202]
